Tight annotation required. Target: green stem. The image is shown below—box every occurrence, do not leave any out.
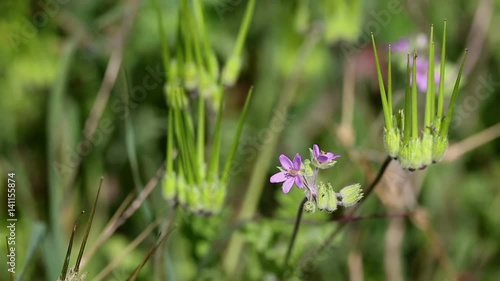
[167,109,174,174]
[283,197,307,272]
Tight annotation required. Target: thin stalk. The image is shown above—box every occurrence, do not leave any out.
[388,45,393,115]
[371,34,393,129]
[221,87,254,185]
[167,109,174,174]
[75,178,103,273]
[197,90,206,182]
[153,0,170,69]
[404,54,411,143]
[439,49,468,137]
[411,52,418,138]
[208,86,224,181]
[283,197,307,270]
[424,26,435,133]
[233,0,256,57]
[192,0,217,76]
[304,156,392,270]
[437,20,447,122]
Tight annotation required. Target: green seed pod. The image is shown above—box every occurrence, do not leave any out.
[183,62,198,91]
[162,171,177,203]
[326,184,338,212]
[384,127,401,158]
[432,135,448,163]
[176,174,188,207]
[316,182,328,211]
[187,186,202,213]
[421,132,433,168]
[221,55,242,87]
[199,70,217,98]
[339,183,363,207]
[399,138,422,171]
[303,200,316,213]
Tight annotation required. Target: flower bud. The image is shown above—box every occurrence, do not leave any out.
[421,132,433,168]
[432,135,448,163]
[183,62,198,90]
[222,55,242,86]
[162,171,177,203]
[316,182,328,211]
[384,127,401,158]
[326,184,338,212]
[304,200,316,213]
[301,159,314,177]
[339,183,363,207]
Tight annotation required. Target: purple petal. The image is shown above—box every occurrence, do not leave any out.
[313,144,320,157]
[293,153,302,170]
[279,154,293,170]
[294,175,303,188]
[282,178,294,193]
[391,38,410,53]
[317,155,329,163]
[270,172,287,183]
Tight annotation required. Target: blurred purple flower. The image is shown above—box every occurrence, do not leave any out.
[270,154,303,194]
[411,58,440,92]
[391,36,440,92]
[312,144,340,164]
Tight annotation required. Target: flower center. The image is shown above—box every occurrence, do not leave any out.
[288,169,298,176]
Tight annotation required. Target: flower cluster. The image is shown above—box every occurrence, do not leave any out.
[371,22,468,170]
[270,144,362,213]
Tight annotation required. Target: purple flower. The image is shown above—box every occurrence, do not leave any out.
[270,154,303,194]
[313,144,341,164]
[411,58,440,93]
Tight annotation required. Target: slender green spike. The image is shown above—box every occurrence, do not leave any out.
[75,178,103,273]
[234,0,256,58]
[388,44,393,114]
[174,109,195,185]
[153,0,170,70]
[404,54,411,143]
[371,34,392,129]
[424,25,434,133]
[222,87,254,185]
[166,110,174,174]
[437,20,447,123]
[192,0,219,78]
[208,86,224,181]
[411,51,418,138]
[60,211,84,280]
[197,91,206,182]
[429,41,436,121]
[440,49,468,137]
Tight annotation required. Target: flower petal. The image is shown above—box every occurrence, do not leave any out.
[282,178,294,193]
[313,144,320,157]
[293,153,302,170]
[270,171,287,183]
[294,175,303,188]
[279,154,293,170]
[317,155,329,163]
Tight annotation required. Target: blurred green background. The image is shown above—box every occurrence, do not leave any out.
[1,0,500,280]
